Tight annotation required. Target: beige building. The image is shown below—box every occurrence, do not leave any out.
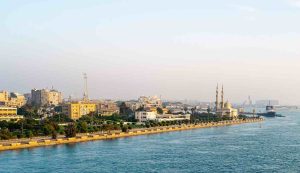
[138,96,162,108]
[0,106,24,121]
[31,88,62,106]
[97,101,119,116]
[0,91,26,108]
[0,91,9,102]
[7,93,26,108]
[62,102,96,120]
[219,102,238,118]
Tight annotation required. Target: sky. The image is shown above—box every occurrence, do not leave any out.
[0,0,300,105]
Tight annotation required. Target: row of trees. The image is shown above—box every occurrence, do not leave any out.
[0,119,62,140]
[0,103,248,140]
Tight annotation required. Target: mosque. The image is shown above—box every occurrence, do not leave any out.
[215,84,238,119]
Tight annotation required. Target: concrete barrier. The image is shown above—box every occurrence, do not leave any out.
[26,141,38,145]
[10,143,21,146]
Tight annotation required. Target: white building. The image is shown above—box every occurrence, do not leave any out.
[135,111,157,122]
[156,114,191,122]
[135,111,191,122]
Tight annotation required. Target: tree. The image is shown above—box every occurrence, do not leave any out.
[77,122,88,133]
[157,107,164,115]
[207,107,211,114]
[0,129,13,140]
[51,131,58,139]
[25,130,33,138]
[65,123,77,138]
[121,125,129,132]
[43,124,55,136]
[18,105,39,118]
[184,107,188,113]
[48,114,73,123]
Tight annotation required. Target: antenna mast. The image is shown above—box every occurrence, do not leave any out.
[83,73,89,102]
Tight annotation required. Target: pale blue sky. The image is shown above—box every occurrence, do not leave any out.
[1,0,300,104]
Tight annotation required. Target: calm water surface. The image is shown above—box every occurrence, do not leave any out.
[0,110,299,173]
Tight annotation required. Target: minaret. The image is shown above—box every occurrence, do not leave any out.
[215,84,219,111]
[221,85,224,109]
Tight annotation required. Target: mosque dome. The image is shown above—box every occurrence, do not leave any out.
[224,102,232,109]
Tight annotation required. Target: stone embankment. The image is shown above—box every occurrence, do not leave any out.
[0,118,263,151]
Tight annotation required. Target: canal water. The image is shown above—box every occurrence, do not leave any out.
[0,109,299,173]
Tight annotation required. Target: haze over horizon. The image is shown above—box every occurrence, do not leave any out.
[1,0,300,105]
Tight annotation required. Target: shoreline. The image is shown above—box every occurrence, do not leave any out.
[0,118,263,152]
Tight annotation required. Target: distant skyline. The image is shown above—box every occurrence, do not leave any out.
[1,0,300,105]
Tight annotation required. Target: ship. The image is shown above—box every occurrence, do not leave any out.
[257,105,283,117]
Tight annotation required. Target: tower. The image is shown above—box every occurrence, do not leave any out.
[83,73,89,102]
[215,84,219,111]
[221,85,224,109]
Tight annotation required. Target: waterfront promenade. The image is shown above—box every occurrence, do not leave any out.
[0,118,263,151]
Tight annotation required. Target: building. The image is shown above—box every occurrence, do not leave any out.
[138,96,162,108]
[24,93,32,104]
[0,106,24,121]
[31,88,62,107]
[124,101,140,111]
[156,114,191,122]
[135,111,157,122]
[218,102,238,118]
[97,101,119,116]
[215,85,238,119]
[62,102,96,120]
[7,92,26,108]
[0,91,26,108]
[135,111,191,122]
[0,91,9,102]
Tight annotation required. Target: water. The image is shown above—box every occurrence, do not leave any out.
[1,110,300,173]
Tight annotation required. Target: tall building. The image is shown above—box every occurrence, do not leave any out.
[62,102,96,120]
[31,88,62,107]
[24,93,32,104]
[0,91,26,108]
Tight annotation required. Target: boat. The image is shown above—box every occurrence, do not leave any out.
[257,105,282,117]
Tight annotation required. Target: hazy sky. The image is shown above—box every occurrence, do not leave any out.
[1,0,300,104]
